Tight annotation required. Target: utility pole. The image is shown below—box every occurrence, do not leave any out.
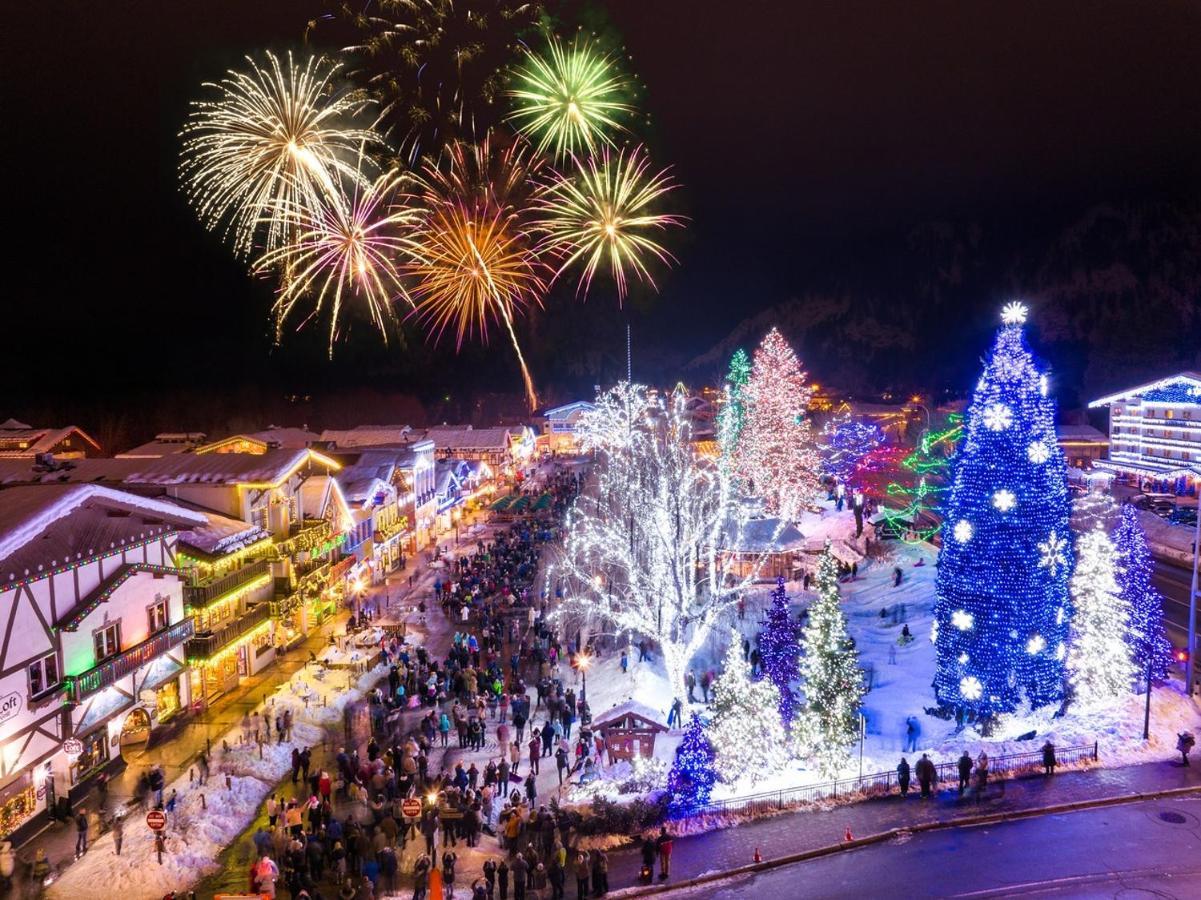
[626,323,632,383]
[1187,481,1201,696]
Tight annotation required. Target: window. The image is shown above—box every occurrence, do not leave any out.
[28,653,59,698]
[93,623,121,663]
[1166,410,1175,420]
[148,598,169,634]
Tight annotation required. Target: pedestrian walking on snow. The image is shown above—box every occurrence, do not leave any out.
[915,753,936,799]
[897,757,910,796]
[957,751,973,794]
[1041,740,1057,776]
[1177,731,1195,766]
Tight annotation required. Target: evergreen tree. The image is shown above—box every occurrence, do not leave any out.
[1068,527,1136,708]
[932,304,1072,717]
[795,546,864,777]
[758,577,800,727]
[1070,487,1120,533]
[1113,503,1173,683]
[717,348,752,481]
[737,328,821,520]
[666,715,718,817]
[821,415,884,484]
[708,630,789,785]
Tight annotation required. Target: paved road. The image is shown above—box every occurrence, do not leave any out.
[1157,557,1199,648]
[669,795,1201,898]
[606,757,1201,890]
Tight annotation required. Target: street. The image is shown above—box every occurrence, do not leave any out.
[670,795,1201,899]
[1156,557,1199,649]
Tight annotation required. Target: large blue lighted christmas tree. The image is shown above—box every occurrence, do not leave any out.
[1113,503,1173,682]
[933,303,1073,717]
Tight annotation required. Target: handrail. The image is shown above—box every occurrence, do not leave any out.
[185,603,272,661]
[66,618,194,701]
[184,559,270,608]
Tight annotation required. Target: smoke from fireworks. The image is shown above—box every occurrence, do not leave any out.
[405,136,548,408]
[180,50,381,258]
[537,145,683,300]
[508,35,633,161]
[254,165,417,356]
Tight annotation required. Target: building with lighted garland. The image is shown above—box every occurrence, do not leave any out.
[0,485,205,844]
[1088,372,1201,495]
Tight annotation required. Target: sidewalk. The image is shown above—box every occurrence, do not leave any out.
[604,755,1201,890]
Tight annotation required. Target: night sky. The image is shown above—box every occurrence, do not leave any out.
[7,1,1201,425]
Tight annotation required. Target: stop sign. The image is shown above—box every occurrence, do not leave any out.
[401,798,422,818]
[146,810,167,831]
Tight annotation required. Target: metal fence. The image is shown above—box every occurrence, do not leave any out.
[686,742,1099,818]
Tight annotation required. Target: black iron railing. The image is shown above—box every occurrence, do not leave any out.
[67,618,194,701]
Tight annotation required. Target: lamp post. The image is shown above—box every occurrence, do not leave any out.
[578,651,592,707]
[1143,656,1154,740]
[1187,483,1201,696]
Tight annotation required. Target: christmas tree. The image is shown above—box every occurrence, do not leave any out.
[932,303,1073,717]
[666,715,718,817]
[708,630,790,785]
[866,416,962,544]
[1113,503,1173,682]
[717,348,752,480]
[821,415,884,484]
[737,328,821,520]
[758,577,800,727]
[795,546,864,777]
[1070,487,1120,534]
[1068,526,1135,708]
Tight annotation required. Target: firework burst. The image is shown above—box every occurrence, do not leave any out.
[254,165,417,356]
[180,51,382,258]
[405,136,548,408]
[508,35,633,161]
[537,145,683,300]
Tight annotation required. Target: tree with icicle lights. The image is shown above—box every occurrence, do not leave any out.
[1068,526,1135,708]
[708,630,790,785]
[736,327,822,521]
[552,382,780,702]
[932,303,1073,719]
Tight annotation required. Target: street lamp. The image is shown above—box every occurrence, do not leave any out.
[578,651,592,706]
[1187,482,1201,696]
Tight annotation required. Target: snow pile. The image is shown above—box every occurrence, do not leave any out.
[47,660,389,899]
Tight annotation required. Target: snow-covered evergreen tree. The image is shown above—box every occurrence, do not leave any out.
[795,546,864,777]
[737,328,821,520]
[758,577,800,727]
[1113,504,1173,683]
[1068,526,1135,708]
[716,348,751,482]
[1070,487,1120,534]
[709,630,789,785]
[666,715,718,817]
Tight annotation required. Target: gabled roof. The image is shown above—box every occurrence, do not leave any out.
[168,500,267,558]
[319,425,414,448]
[422,426,514,451]
[541,401,596,419]
[0,485,206,584]
[1089,372,1201,408]
[1056,424,1109,443]
[0,422,101,457]
[242,426,321,449]
[0,449,340,488]
[116,433,207,458]
[592,700,668,732]
[194,435,270,455]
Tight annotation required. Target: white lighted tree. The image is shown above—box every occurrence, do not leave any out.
[1068,526,1135,709]
[708,630,789,784]
[554,382,776,702]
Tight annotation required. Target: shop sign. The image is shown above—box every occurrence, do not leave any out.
[0,692,21,726]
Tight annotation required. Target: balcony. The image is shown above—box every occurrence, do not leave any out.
[66,618,194,702]
[184,559,271,609]
[185,603,272,661]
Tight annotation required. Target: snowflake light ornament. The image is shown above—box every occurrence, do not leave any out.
[982,403,1013,431]
[992,489,1017,513]
[953,519,974,543]
[951,609,974,630]
[1037,530,1067,576]
[1001,301,1028,325]
[960,675,983,700]
[1026,634,1046,655]
[1027,442,1051,464]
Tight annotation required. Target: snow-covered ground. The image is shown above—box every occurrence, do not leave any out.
[563,513,1201,808]
[46,659,392,898]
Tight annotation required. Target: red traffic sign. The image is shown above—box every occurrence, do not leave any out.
[401,798,422,818]
[146,810,167,831]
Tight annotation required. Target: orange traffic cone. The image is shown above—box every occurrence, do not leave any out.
[844,826,854,842]
[753,847,762,863]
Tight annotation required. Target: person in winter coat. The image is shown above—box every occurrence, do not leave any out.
[957,751,973,793]
[528,736,541,776]
[1041,741,1057,775]
[510,854,528,900]
[555,746,570,785]
[256,853,281,899]
[590,848,609,895]
[524,772,537,804]
[974,752,990,802]
[915,753,936,798]
[896,757,911,796]
[439,712,452,747]
[655,827,673,879]
[1178,732,1195,766]
[498,858,510,900]
[413,853,432,900]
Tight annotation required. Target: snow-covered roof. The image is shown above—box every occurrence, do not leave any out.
[169,501,267,558]
[0,449,340,488]
[243,426,321,448]
[541,401,596,420]
[722,517,806,553]
[422,426,514,451]
[1056,424,1108,443]
[319,425,414,448]
[0,422,101,457]
[591,700,668,732]
[1089,372,1201,408]
[0,485,206,584]
[116,433,207,458]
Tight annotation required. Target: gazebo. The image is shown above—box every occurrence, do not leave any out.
[718,516,807,580]
[592,701,669,763]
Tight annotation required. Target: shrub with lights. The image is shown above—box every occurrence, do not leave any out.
[932,303,1073,718]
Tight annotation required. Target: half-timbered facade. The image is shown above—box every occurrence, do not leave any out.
[0,485,204,842]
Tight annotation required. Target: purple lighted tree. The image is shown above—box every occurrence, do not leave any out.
[758,577,800,726]
[666,714,717,817]
[1113,504,1173,682]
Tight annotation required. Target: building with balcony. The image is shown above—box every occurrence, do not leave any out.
[0,485,205,842]
[1089,372,1201,495]
[537,401,596,454]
